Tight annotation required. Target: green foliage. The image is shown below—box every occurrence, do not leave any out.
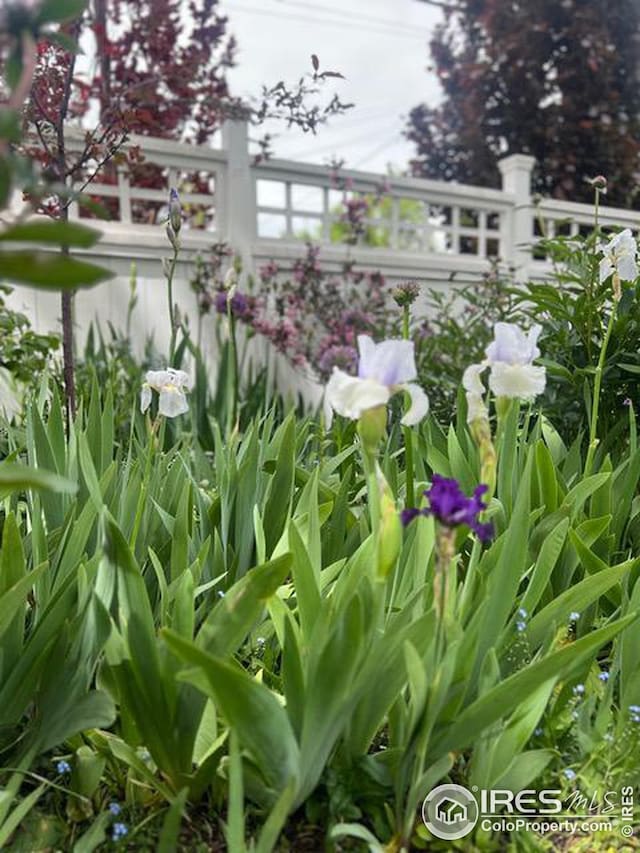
[0,286,59,388]
[413,266,516,423]
[0,353,639,850]
[0,0,113,295]
[516,228,640,447]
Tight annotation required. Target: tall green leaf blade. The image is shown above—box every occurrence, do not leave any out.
[166,630,300,797]
[435,613,637,758]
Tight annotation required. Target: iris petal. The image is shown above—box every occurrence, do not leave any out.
[324,368,390,422]
[158,387,189,417]
[488,363,546,399]
[399,382,429,425]
[357,335,417,385]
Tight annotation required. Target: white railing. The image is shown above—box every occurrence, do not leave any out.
[6,120,640,361]
[254,158,509,259]
[64,131,225,252]
[22,121,637,279]
[43,120,640,280]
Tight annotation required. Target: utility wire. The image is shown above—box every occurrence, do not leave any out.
[353,131,406,169]
[283,119,404,160]
[225,3,430,40]
[272,0,428,36]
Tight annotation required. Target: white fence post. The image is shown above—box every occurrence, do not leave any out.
[221,120,254,271]
[498,154,535,279]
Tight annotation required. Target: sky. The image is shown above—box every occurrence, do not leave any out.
[218,0,442,173]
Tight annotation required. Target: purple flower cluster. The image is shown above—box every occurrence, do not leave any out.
[402,475,493,542]
[214,290,253,321]
[200,239,394,378]
[318,344,358,375]
[258,260,280,282]
[292,243,322,285]
[340,196,370,245]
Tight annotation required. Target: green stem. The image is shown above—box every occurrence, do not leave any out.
[402,304,410,340]
[166,246,179,365]
[434,525,454,663]
[362,450,381,544]
[125,395,137,473]
[401,304,415,507]
[403,425,415,508]
[586,186,602,363]
[226,302,239,435]
[584,303,616,477]
[130,416,161,552]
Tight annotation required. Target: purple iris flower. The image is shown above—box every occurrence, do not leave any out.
[401,475,493,542]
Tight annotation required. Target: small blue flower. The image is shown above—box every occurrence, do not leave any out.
[572,684,585,696]
[563,768,576,781]
[112,822,128,841]
[534,727,543,736]
[569,611,580,623]
[56,760,71,775]
[108,802,121,816]
[518,607,528,619]
[629,704,640,714]
[598,671,610,682]
[217,590,225,599]
[516,620,527,633]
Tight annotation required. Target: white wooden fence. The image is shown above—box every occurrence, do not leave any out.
[5,120,640,397]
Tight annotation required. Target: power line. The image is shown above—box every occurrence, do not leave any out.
[353,131,406,169]
[225,3,430,41]
[283,119,404,160]
[286,102,406,132]
[272,0,429,36]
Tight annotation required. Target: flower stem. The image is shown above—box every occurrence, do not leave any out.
[402,304,410,340]
[434,526,455,642]
[401,304,415,507]
[403,426,415,508]
[586,186,602,363]
[584,301,617,477]
[362,449,381,544]
[166,245,179,365]
[226,301,239,435]
[130,416,161,552]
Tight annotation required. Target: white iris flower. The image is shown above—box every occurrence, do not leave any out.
[324,335,429,427]
[599,229,638,285]
[140,368,191,418]
[463,323,546,410]
[485,322,546,400]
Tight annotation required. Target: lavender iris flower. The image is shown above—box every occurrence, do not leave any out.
[324,335,429,427]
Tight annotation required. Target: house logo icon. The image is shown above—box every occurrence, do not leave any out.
[436,796,468,825]
[422,784,479,840]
